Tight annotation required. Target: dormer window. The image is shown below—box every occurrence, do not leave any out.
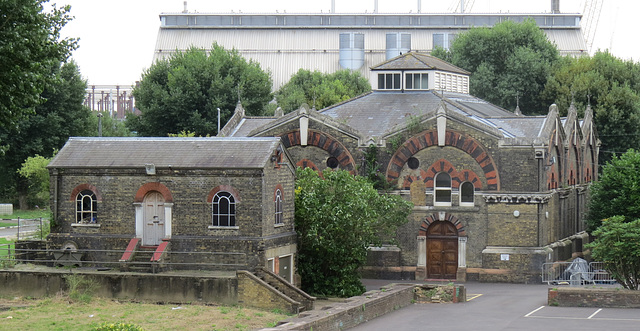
[406,73,428,90]
[378,73,401,90]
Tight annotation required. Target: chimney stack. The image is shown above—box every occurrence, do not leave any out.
[551,0,560,14]
[183,1,188,13]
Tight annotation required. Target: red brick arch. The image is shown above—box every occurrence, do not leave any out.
[134,182,173,203]
[386,130,499,190]
[296,159,319,172]
[418,212,467,237]
[207,185,241,203]
[280,129,357,174]
[70,184,103,201]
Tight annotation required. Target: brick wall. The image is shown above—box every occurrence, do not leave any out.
[548,287,640,308]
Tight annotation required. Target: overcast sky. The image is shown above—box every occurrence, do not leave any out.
[54,0,637,85]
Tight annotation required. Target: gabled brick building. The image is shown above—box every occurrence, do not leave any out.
[47,137,297,281]
[221,52,599,282]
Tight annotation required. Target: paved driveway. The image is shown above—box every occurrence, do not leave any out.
[351,281,640,331]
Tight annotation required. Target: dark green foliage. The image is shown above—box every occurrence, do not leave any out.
[586,150,640,231]
[586,216,640,290]
[294,168,412,297]
[0,0,77,128]
[86,112,133,137]
[275,69,370,113]
[127,45,273,136]
[0,61,90,208]
[542,51,640,164]
[440,19,558,114]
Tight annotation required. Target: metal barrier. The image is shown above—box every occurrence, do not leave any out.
[0,247,248,273]
[542,261,617,286]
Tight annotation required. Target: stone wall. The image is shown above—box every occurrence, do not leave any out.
[548,287,640,308]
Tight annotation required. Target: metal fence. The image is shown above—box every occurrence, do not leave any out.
[542,261,617,286]
[1,217,48,240]
[0,247,248,273]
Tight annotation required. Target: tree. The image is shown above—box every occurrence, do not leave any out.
[275,69,371,113]
[0,0,77,129]
[585,149,640,231]
[436,19,558,114]
[128,45,273,136]
[17,154,52,208]
[294,167,412,297]
[0,60,90,209]
[85,112,133,137]
[542,51,640,164]
[586,216,640,290]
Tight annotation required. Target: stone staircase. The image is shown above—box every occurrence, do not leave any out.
[119,238,170,273]
[254,268,315,312]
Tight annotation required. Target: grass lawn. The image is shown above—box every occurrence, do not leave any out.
[0,296,288,331]
[0,238,14,258]
[0,221,17,227]
[0,209,49,220]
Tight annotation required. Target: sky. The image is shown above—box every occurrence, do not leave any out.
[52,0,638,85]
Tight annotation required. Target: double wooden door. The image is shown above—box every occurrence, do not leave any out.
[426,221,458,279]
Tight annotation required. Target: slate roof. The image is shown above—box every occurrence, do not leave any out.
[228,117,278,137]
[48,137,281,169]
[371,52,470,75]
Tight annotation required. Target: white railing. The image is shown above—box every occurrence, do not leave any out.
[542,260,617,286]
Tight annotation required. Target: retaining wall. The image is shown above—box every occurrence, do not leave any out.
[548,287,640,308]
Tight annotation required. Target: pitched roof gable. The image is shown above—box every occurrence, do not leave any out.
[370,52,470,75]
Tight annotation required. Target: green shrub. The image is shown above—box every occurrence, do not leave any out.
[93,322,144,331]
[64,274,99,303]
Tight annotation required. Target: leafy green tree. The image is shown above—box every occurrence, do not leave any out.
[436,19,558,114]
[17,154,52,208]
[586,149,640,231]
[543,51,640,164]
[276,69,370,113]
[0,0,77,129]
[294,167,412,297]
[586,216,640,290]
[0,61,90,209]
[85,112,133,137]
[128,45,273,136]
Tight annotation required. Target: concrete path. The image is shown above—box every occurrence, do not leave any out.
[351,280,640,331]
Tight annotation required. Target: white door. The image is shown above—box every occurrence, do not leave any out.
[143,191,165,246]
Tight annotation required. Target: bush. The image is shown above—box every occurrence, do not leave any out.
[93,323,144,331]
[64,274,99,303]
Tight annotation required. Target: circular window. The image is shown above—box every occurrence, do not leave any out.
[326,157,339,169]
[407,157,420,170]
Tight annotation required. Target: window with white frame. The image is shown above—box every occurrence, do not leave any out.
[76,190,97,223]
[405,73,429,90]
[433,33,457,50]
[212,191,236,227]
[274,189,283,225]
[460,182,474,207]
[378,73,401,90]
[434,172,452,206]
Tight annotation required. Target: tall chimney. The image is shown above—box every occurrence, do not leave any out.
[551,0,560,13]
[417,0,421,13]
[460,0,464,13]
[331,0,335,13]
[183,1,188,13]
[374,0,378,13]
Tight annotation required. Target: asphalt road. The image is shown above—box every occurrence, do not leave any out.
[352,281,640,331]
[0,219,42,239]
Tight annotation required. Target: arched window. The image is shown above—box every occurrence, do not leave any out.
[76,190,97,223]
[274,189,283,225]
[460,182,474,207]
[212,191,236,227]
[434,172,452,206]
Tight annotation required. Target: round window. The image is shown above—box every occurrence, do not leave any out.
[407,157,420,170]
[326,157,339,169]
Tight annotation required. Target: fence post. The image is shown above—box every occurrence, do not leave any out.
[40,217,43,239]
[16,217,20,241]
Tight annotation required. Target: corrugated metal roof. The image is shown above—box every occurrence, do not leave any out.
[48,137,281,169]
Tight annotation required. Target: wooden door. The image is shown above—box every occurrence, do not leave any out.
[426,221,458,279]
[143,191,165,246]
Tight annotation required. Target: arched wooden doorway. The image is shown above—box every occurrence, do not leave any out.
[426,221,458,279]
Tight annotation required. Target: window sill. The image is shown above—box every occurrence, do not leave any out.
[274,223,285,228]
[72,223,101,228]
[208,226,239,230]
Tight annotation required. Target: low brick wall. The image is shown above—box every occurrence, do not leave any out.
[548,287,640,308]
[237,270,302,314]
[0,269,238,305]
[269,283,465,331]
